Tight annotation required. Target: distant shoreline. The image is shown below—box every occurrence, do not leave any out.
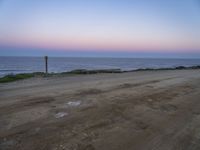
[0,65,200,83]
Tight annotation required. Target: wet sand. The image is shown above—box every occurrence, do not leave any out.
[1,70,200,150]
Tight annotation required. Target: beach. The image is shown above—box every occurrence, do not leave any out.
[1,69,200,150]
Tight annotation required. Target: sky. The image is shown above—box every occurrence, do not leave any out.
[0,0,200,58]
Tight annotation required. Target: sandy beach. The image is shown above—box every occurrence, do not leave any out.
[1,69,200,150]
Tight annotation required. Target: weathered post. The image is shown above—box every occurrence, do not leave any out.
[44,56,48,74]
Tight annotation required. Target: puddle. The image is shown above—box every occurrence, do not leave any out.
[67,101,81,107]
[55,112,68,118]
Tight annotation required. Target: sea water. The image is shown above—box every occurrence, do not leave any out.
[0,56,200,77]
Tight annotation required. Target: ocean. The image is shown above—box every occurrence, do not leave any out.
[0,56,200,77]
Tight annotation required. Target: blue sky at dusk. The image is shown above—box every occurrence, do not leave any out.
[0,0,200,58]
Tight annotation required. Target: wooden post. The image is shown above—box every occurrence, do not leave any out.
[45,56,48,74]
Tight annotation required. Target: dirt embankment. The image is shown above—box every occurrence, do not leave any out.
[1,70,200,150]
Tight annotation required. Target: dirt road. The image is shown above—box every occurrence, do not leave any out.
[1,70,200,150]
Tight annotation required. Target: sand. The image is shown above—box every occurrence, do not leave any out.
[1,69,200,150]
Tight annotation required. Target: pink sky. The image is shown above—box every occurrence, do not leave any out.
[0,0,200,57]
